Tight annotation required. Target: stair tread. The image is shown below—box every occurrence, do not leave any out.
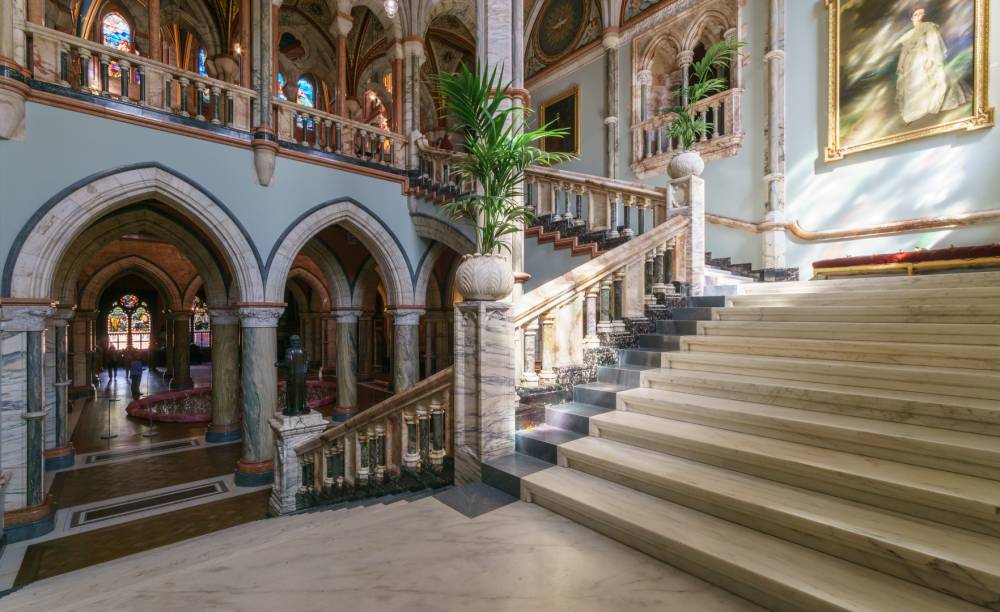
[575,382,630,393]
[696,321,1000,345]
[620,387,1000,457]
[642,369,999,413]
[731,271,1000,295]
[548,402,614,418]
[522,466,983,611]
[682,335,1000,356]
[560,435,1000,576]
[590,411,1000,513]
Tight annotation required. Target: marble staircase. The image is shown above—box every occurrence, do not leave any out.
[487,270,1000,610]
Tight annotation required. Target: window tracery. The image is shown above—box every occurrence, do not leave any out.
[106,294,150,351]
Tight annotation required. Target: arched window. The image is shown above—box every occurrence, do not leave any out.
[102,12,131,51]
[276,73,288,100]
[105,294,150,351]
[198,48,208,76]
[296,76,315,107]
[191,296,212,348]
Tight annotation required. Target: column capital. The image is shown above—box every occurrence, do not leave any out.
[0,301,55,332]
[602,29,621,50]
[678,50,695,67]
[74,309,99,321]
[208,307,240,326]
[50,306,76,326]
[167,309,194,321]
[238,304,285,328]
[390,309,424,326]
[332,309,363,324]
[636,69,653,86]
[332,12,353,37]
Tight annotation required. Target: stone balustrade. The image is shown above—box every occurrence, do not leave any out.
[273,100,407,169]
[271,367,453,513]
[631,88,744,177]
[25,23,256,131]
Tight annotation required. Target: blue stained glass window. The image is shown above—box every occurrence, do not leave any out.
[276,73,287,100]
[296,77,314,107]
[102,13,131,51]
[198,48,208,76]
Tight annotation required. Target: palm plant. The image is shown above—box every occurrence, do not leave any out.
[663,39,745,150]
[431,63,575,255]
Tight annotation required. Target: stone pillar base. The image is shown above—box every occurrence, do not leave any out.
[44,445,76,471]
[4,495,55,543]
[206,423,242,444]
[269,411,329,515]
[234,459,274,487]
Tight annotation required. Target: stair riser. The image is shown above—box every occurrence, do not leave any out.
[596,367,643,387]
[620,397,1000,480]
[659,357,1000,401]
[514,433,559,464]
[638,334,681,350]
[521,485,854,612]
[679,340,1000,371]
[698,325,1000,346]
[558,450,1000,608]
[730,272,1000,295]
[670,307,716,321]
[640,374,1000,435]
[717,311,1000,324]
[727,287,1000,307]
[545,410,591,435]
[655,320,700,335]
[620,350,663,368]
[572,387,618,408]
[590,421,1000,538]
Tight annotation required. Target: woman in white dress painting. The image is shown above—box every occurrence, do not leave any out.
[894,7,969,124]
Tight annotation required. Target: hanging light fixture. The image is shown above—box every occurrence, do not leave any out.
[383,0,398,18]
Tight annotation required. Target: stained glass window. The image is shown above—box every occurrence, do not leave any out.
[191,296,212,348]
[198,48,208,76]
[276,73,287,100]
[106,295,150,350]
[102,13,131,51]
[296,77,314,107]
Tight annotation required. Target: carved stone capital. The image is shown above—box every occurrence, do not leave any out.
[636,69,653,86]
[391,309,424,326]
[678,50,695,67]
[208,308,240,326]
[238,305,285,328]
[333,309,362,324]
[1,301,55,332]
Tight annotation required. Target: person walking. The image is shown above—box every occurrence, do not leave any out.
[103,342,117,381]
[129,354,145,400]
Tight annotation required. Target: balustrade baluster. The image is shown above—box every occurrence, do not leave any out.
[322,119,332,152]
[119,60,130,100]
[656,123,663,155]
[58,42,69,84]
[357,431,370,485]
[583,287,600,349]
[717,100,726,136]
[195,82,207,121]
[334,439,345,487]
[653,246,666,294]
[612,270,625,329]
[608,193,620,239]
[574,190,583,224]
[638,198,647,234]
[164,74,173,111]
[665,243,675,286]
[709,104,720,138]
[521,320,539,387]
[178,77,190,116]
[699,109,709,142]
[417,405,430,469]
[403,410,419,472]
[598,277,612,333]
[138,66,146,104]
[538,313,556,385]
[98,53,110,96]
[622,197,633,237]
[209,86,221,124]
[225,91,234,126]
[429,397,445,473]
[644,251,655,305]
[77,48,91,91]
[374,424,386,484]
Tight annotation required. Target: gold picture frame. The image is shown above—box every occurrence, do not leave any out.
[826,0,993,161]
[539,86,580,157]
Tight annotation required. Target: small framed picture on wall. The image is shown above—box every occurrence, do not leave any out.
[540,86,580,157]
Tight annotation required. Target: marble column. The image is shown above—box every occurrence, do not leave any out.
[603,31,620,179]
[644,250,656,305]
[357,313,373,381]
[1,301,56,542]
[250,0,280,185]
[239,0,251,86]
[392,309,422,391]
[453,300,515,484]
[333,11,351,116]
[334,310,360,421]
[207,309,241,443]
[44,308,74,470]
[403,40,426,166]
[148,0,161,61]
[679,50,694,107]
[235,304,284,487]
[390,43,403,132]
[763,0,787,269]
[171,312,193,389]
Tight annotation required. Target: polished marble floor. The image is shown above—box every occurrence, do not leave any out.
[3,491,763,612]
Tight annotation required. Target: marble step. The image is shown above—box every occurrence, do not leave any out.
[481,452,553,499]
[557,435,1000,609]
[637,333,682,350]
[695,321,1000,346]
[596,364,648,387]
[657,352,1000,400]
[728,270,1000,296]
[618,387,1000,480]
[620,349,666,368]
[641,369,1000,436]
[545,402,613,434]
[515,424,584,464]
[669,307,717,321]
[679,335,1000,371]
[654,319,700,335]
[520,466,984,612]
[687,295,728,308]
[715,304,1000,324]
[728,286,1000,308]
[572,382,629,408]
[589,410,1000,537]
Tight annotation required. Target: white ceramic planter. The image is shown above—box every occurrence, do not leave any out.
[667,150,705,179]
[455,253,514,301]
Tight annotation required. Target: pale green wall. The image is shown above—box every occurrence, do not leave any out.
[529,1,1000,274]
[0,102,437,297]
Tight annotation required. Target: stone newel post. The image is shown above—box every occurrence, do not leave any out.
[269,410,328,515]
[453,299,516,484]
[667,174,706,297]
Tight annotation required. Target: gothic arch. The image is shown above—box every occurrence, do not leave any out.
[300,242,352,307]
[182,276,204,308]
[4,164,264,302]
[289,267,332,311]
[413,241,461,305]
[79,256,183,312]
[265,198,414,306]
[410,213,475,256]
[351,257,382,311]
[681,9,732,53]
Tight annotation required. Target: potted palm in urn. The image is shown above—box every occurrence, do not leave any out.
[432,63,574,301]
[664,39,745,179]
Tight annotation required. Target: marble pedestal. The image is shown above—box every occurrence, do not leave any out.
[453,301,516,485]
[270,410,329,515]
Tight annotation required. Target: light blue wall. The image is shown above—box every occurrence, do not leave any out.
[0,102,438,296]
[528,1,1000,274]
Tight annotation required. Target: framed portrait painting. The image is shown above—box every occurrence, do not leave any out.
[540,86,580,156]
[826,0,993,161]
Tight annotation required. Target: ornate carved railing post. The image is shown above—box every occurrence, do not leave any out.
[429,396,445,473]
[268,405,327,515]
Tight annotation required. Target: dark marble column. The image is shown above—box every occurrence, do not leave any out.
[1,301,56,542]
[392,309,423,391]
[207,308,241,443]
[235,305,284,486]
[171,312,193,389]
[334,310,360,422]
[357,313,373,381]
[44,308,75,470]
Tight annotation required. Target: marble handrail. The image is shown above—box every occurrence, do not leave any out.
[25,23,256,131]
[273,100,407,169]
[293,367,452,492]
